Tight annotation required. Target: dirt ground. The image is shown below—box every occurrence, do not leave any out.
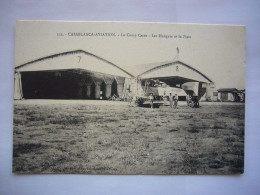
[13,100,245,175]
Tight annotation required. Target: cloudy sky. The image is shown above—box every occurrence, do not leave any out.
[15,21,245,90]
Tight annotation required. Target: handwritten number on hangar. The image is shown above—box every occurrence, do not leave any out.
[78,56,82,63]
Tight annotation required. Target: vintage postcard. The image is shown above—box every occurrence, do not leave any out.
[13,21,245,174]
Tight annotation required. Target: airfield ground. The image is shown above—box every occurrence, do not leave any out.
[13,100,245,174]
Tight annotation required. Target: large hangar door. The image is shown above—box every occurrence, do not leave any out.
[20,70,127,100]
[22,71,57,99]
[21,71,87,99]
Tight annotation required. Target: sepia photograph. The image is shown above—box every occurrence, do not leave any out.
[13,21,245,174]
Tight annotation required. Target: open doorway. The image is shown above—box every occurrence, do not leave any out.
[100,81,106,100]
[82,83,87,99]
[111,79,118,97]
[90,82,96,99]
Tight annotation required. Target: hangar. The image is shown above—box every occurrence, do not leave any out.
[217,88,244,102]
[124,60,215,100]
[14,50,215,101]
[14,50,133,100]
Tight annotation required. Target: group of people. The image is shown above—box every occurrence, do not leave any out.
[127,90,179,109]
[163,92,179,109]
[148,92,178,109]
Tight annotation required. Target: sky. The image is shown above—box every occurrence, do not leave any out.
[15,21,246,90]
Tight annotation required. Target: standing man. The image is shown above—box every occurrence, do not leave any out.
[163,91,167,105]
[169,93,174,108]
[174,93,179,109]
[149,93,154,109]
[127,90,133,106]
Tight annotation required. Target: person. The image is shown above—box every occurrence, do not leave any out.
[163,91,167,105]
[193,96,199,108]
[186,95,189,105]
[148,93,154,109]
[169,93,174,108]
[174,93,178,109]
[127,91,133,106]
[187,95,192,106]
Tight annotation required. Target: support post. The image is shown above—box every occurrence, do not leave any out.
[14,72,23,100]
[86,84,92,99]
[95,84,101,99]
[105,84,112,99]
[115,77,125,98]
[117,83,124,98]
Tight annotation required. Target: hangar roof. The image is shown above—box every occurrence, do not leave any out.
[15,50,134,78]
[124,60,213,83]
[15,49,213,84]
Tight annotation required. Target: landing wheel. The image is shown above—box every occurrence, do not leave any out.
[135,98,145,106]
